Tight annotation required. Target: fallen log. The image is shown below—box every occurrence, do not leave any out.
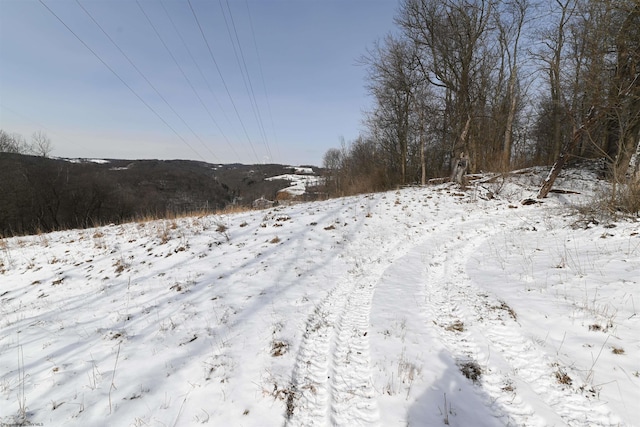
[537,107,597,199]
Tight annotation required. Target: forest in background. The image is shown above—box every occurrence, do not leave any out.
[0,152,305,236]
[323,0,639,202]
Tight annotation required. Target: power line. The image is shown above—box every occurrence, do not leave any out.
[157,0,242,160]
[135,0,232,162]
[75,0,220,163]
[220,0,272,162]
[186,0,261,164]
[244,0,281,162]
[37,0,206,162]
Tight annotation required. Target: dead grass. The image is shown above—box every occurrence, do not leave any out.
[271,340,289,357]
[554,368,572,386]
[573,180,640,225]
[114,260,126,274]
[5,204,258,239]
[217,204,254,215]
[157,223,171,245]
[263,379,297,419]
[493,300,517,321]
[501,380,515,392]
[458,360,482,383]
[445,320,465,332]
[612,180,640,215]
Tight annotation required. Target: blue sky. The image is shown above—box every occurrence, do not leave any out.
[0,0,399,166]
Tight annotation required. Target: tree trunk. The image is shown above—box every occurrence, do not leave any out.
[631,138,640,183]
[614,122,640,180]
[420,108,426,185]
[537,107,597,199]
[503,69,518,171]
[454,115,472,160]
[451,152,470,185]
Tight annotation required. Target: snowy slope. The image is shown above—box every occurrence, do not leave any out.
[1,169,638,426]
[266,171,324,197]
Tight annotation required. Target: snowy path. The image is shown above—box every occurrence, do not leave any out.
[1,174,637,427]
[367,203,627,426]
[287,199,403,426]
[417,215,622,426]
[286,270,381,426]
[288,191,627,426]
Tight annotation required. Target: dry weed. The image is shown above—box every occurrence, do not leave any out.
[271,340,289,357]
[458,360,482,383]
[554,368,572,386]
[611,347,625,355]
[445,320,465,332]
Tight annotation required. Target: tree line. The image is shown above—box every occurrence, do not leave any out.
[0,129,53,157]
[324,0,639,198]
[0,153,295,236]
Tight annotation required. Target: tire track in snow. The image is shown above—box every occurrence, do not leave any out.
[286,279,352,426]
[285,194,400,427]
[420,214,622,426]
[285,270,380,427]
[330,278,380,426]
[423,225,544,426]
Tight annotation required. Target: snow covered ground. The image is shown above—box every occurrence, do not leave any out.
[267,169,324,197]
[1,168,638,426]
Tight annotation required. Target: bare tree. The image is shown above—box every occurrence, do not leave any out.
[531,0,577,163]
[536,0,640,197]
[398,0,497,172]
[495,0,529,170]
[0,130,28,154]
[31,131,53,157]
[322,147,344,194]
[320,0,636,200]
[362,35,423,184]
[609,2,640,181]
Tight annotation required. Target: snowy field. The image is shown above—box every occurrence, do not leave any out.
[1,168,638,426]
[267,170,324,197]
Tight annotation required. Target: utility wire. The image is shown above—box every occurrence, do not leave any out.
[37,0,205,161]
[220,0,272,162]
[75,0,220,163]
[135,0,232,162]
[244,0,281,162]
[218,1,261,153]
[187,0,261,164]
[158,0,242,160]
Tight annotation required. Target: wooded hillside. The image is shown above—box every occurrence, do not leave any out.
[0,154,299,236]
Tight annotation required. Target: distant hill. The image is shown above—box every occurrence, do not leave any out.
[0,153,320,236]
